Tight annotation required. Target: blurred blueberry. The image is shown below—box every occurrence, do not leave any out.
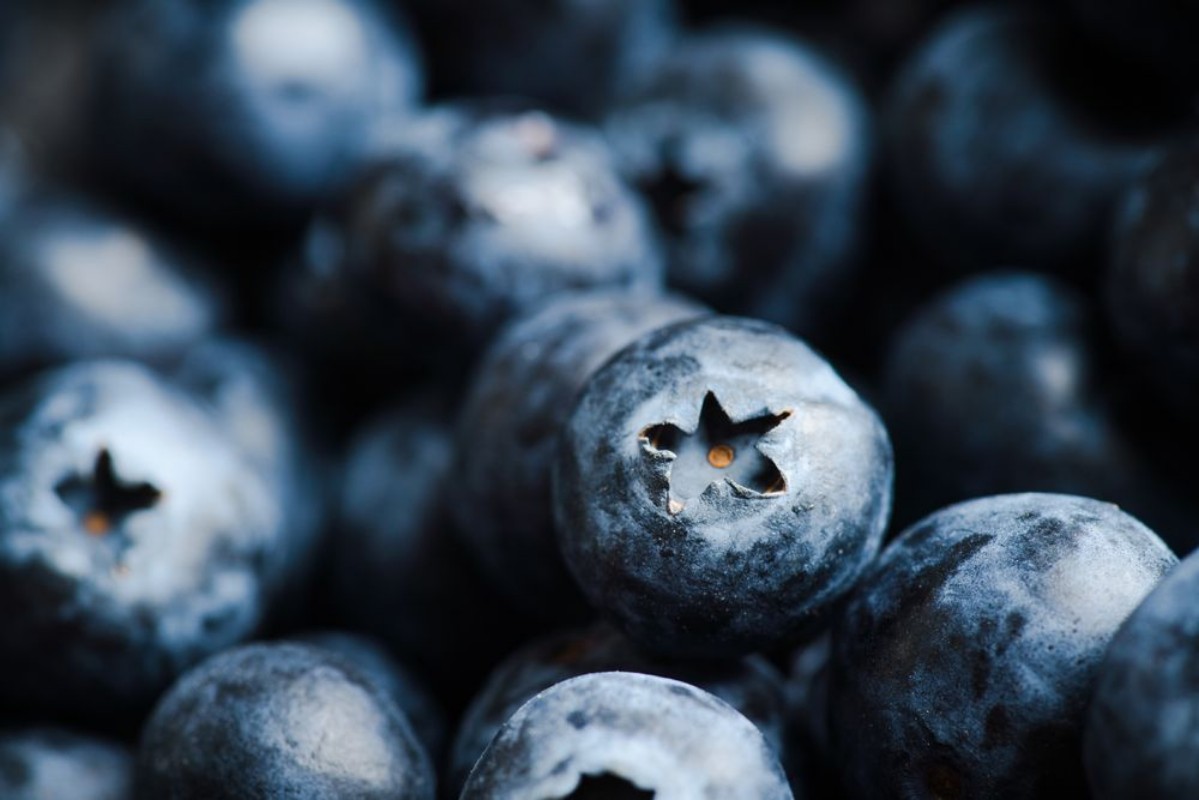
[329,395,536,707]
[886,5,1181,273]
[0,187,225,386]
[287,104,664,368]
[0,728,133,800]
[0,361,290,721]
[87,0,423,228]
[1106,138,1199,423]
[607,27,872,337]
[830,493,1176,799]
[882,271,1197,552]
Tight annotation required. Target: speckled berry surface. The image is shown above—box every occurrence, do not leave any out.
[554,315,893,657]
[460,671,792,800]
[829,493,1177,799]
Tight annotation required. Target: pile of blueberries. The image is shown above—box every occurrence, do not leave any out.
[1,0,1197,797]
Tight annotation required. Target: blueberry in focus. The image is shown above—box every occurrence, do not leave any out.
[0,361,288,719]
[452,290,704,622]
[1084,549,1199,799]
[0,728,133,800]
[554,315,893,657]
[886,5,1179,272]
[402,0,676,116]
[1106,138,1199,423]
[86,0,424,228]
[881,271,1194,549]
[329,395,534,705]
[448,623,788,794]
[829,493,1177,799]
[606,27,872,337]
[0,186,225,385]
[135,642,435,799]
[294,631,447,763]
[460,671,792,799]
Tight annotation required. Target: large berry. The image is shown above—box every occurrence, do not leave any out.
[829,493,1176,799]
[555,315,892,657]
[607,27,872,335]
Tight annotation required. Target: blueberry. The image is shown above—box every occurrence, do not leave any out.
[295,631,447,763]
[448,624,788,794]
[291,104,665,365]
[0,728,132,800]
[135,642,435,799]
[0,186,225,385]
[881,271,1196,551]
[1084,549,1199,799]
[1106,138,1199,423]
[329,395,534,705]
[554,315,893,657]
[606,27,872,336]
[460,671,792,799]
[829,493,1177,799]
[0,361,289,719]
[86,0,423,228]
[403,0,676,116]
[886,5,1178,272]
[452,291,704,622]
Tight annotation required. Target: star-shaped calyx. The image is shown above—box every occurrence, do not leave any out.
[640,392,790,515]
[55,448,162,536]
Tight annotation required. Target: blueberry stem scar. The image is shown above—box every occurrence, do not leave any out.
[55,448,163,535]
[640,392,790,512]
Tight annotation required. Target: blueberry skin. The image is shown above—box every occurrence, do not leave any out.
[461,671,793,800]
[1084,550,1199,799]
[0,728,133,800]
[886,5,1167,272]
[0,361,286,719]
[329,396,534,705]
[296,104,664,363]
[0,187,224,385]
[882,271,1194,549]
[403,0,676,116]
[295,631,447,763]
[87,0,423,227]
[606,27,872,336]
[135,643,434,800]
[554,315,893,658]
[829,493,1177,800]
[452,291,705,621]
[172,339,325,590]
[448,624,788,794]
[1106,139,1199,420]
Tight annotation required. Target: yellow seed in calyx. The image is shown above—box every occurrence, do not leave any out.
[708,444,735,468]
